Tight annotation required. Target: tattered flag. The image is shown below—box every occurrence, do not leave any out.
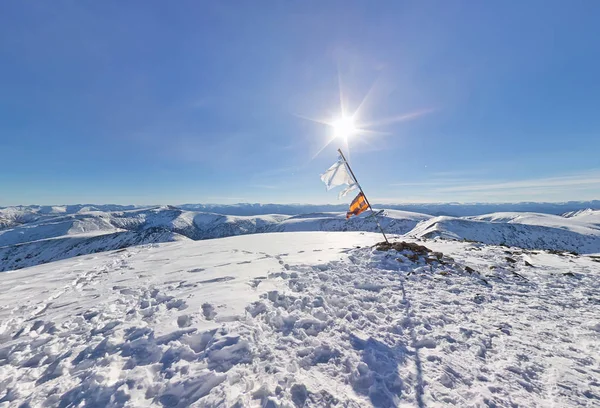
[338,183,358,199]
[346,192,369,219]
[320,156,355,191]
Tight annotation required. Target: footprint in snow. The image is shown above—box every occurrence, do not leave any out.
[166,298,187,311]
[198,276,235,284]
[214,262,232,268]
[177,314,192,328]
[202,303,217,320]
[249,277,267,288]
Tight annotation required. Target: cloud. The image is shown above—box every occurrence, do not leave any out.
[390,178,471,187]
[385,169,600,203]
[437,171,600,193]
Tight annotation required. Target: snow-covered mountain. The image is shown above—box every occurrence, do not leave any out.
[177,202,600,216]
[1,232,598,407]
[0,207,430,272]
[563,208,600,225]
[4,201,600,219]
[409,213,600,254]
[0,205,142,230]
[3,205,600,272]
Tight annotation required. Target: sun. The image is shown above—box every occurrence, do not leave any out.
[293,69,435,161]
[331,115,356,140]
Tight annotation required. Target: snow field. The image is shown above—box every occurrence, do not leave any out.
[0,232,598,407]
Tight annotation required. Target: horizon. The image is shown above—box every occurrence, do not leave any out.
[3,199,600,209]
[2,2,600,205]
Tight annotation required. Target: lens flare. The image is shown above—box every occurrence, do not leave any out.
[293,65,435,161]
[331,116,356,140]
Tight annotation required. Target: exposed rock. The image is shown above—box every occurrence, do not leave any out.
[375,241,432,254]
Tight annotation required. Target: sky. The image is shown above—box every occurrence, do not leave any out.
[1,1,600,206]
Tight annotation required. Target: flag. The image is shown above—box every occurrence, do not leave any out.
[338,183,357,199]
[346,192,369,219]
[320,156,355,191]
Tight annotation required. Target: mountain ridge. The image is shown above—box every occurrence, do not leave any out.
[1,206,600,272]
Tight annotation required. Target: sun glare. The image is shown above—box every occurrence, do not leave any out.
[297,69,434,161]
[332,116,356,140]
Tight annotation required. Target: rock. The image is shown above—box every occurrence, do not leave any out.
[375,241,431,254]
[407,253,420,262]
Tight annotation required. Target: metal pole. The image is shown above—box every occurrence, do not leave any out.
[338,148,389,243]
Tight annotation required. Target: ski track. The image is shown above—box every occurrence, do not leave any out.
[0,233,598,407]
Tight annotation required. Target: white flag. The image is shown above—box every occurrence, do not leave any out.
[320,156,355,191]
[338,183,357,199]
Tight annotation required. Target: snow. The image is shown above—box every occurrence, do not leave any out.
[564,209,600,226]
[1,232,598,407]
[279,210,429,234]
[4,201,600,220]
[410,215,600,254]
[4,205,600,272]
[0,216,119,247]
[175,202,600,217]
[0,208,429,272]
[472,212,600,236]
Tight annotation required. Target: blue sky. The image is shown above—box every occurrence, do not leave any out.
[1,1,600,206]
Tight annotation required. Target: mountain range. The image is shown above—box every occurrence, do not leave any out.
[1,205,598,272]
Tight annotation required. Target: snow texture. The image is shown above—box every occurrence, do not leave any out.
[0,232,598,407]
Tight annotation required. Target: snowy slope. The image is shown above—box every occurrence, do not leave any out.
[563,208,600,226]
[410,215,600,254]
[0,208,430,272]
[472,212,600,235]
[279,210,429,234]
[0,207,40,230]
[0,207,428,247]
[0,214,119,247]
[0,205,142,230]
[3,205,600,272]
[0,229,188,272]
[0,232,598,407]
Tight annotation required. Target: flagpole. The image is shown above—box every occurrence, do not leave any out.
[338,148,389,243]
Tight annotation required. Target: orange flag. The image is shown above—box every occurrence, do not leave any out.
[346,192,369,219]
